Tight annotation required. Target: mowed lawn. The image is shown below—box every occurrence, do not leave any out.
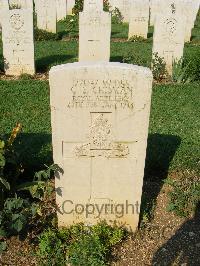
[0,15,200,178]
[0,80,199,177]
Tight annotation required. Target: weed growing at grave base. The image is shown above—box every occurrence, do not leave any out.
[37,221,127,266]
[165,171,200,217]
[151,53,167,81]
[128,36,147,43]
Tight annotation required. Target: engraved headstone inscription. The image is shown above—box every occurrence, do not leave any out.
[50,62,153,231]
[79,0,111,62]
[1,8,35,75]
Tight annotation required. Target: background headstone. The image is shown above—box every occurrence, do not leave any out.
[1,8,35,75]
[152,3,186,75]
[79,1,111,62]
[66,0,75,15]
[56,0,66,21]
[35,0,57,33]
[50,62,153,231]
[128,0,149,39]
[0,0,9,30]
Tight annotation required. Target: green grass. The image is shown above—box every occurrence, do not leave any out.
[0,81,199,176]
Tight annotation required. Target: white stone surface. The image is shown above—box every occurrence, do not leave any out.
[84,0,103,11]
[9,0,33,9]
[1,8,35,75]
[56,0,66,21]
[181,0,200,42]
[49,62,153,231]
[66,0,75,15]
[35,0,57,33]
[0,0,9,29]
[128,0,149,39]
[152,4,186,75]
[79,5,111,62]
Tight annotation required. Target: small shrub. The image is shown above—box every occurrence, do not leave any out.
[152,52,167,81]
[0,197,31,237]
[72,0,111,15]
[37,221,126,266]
[111,7,123,24]
[65,15,79,35]
[172,59,194,84]
[123,50,149,67]
[128,36,146,42]
[34,28,62,41]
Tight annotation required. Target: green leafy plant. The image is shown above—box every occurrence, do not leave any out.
[18,164,61,200]
[34,28,62,41]
[0,197,31,237]
[72,0,110,15]
[66,15,79,36]
[152,52,167,81]
[0,240,7,254]
[37,221,126,266]
[172,59,194,84]
[111,7,123,24]
[128,36,146,42]
[0,123,23,210]
[165,173,200,217]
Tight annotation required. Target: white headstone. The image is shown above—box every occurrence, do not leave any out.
[35,0,57,33]
[181,0,199,42]
[56,0,66,21]
[79,1,111,62]
[152,4,186,75]
[66,0,75,15]
[0,0,9,29]
[128,0,149,39]
[50,62,153,231]
[120,0,131,22]
[150,0,163,26]
[1,8,35,75]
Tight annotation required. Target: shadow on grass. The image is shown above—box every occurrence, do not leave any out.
[36,54,74,72]
[110,56,124,63]
[5,132,181,223]
[140,134,181,224]
[11,133,53,177]
[152,201,200,265]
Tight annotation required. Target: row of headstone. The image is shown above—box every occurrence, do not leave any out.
[35,0,75,33]
[109,0,199,44]
[0,0,76,33]
[0,0,199,76]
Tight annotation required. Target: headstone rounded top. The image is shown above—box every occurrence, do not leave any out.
[49,62,153,78]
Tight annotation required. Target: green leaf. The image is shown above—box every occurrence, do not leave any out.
[0,141,5,149]
[13,219,23,232]
[17,181,45,191]
[0,241,7,254]
[0,177,10,190]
